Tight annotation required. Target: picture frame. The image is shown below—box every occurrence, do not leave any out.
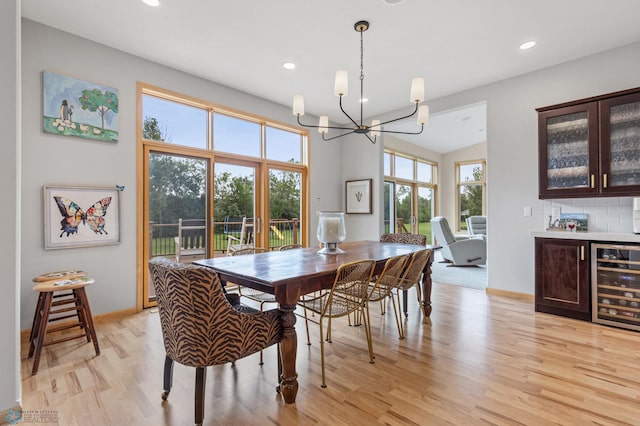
[44,185,120,250]
[559,213,588,232]
[345,178,372,214]
[43,70,119,142]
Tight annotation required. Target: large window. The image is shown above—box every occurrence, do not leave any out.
[456,160,486,231]
[383,151,437,243]
[138,84,308,308]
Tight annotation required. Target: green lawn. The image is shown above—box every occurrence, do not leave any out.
[417,222,432,243]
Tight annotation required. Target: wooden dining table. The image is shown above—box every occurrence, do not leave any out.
[194,240,434,404]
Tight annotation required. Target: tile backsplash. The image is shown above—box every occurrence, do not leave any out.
[542,197,635,233]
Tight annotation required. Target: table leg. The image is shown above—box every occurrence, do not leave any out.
[421,254,434,319]
[402,290,409,318]
[279,304,298,404]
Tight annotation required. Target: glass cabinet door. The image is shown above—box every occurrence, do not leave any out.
[592,243,640,331]
[599,92,640,194]
[538,102,599,198]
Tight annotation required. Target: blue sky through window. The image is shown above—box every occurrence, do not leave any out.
[142,95,206,148]
[143,94,302,162]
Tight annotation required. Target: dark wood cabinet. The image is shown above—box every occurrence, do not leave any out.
[537,87,640,199]
[535,238,590,321]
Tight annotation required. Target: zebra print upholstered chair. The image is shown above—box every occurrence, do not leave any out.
[148,257,282,426]
[379,232,427,246]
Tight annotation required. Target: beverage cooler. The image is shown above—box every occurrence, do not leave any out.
[592,243,640,331]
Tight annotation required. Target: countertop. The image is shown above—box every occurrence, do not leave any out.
[531,230,640,243]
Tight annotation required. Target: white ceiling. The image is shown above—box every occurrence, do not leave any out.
[21,0,640,153]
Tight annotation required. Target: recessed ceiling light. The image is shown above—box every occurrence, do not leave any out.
[142,0,160,6]
[383,0,404,5]
[283,62,296,70]
[519,41,536,50]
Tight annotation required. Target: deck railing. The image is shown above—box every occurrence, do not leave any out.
[149,218,300,258]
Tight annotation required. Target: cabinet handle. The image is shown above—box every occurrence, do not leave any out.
[581,246,585,261]
[603,173,608,189]
[591,174,595,188]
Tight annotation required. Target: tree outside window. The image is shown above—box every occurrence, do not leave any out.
[457,161,485,231]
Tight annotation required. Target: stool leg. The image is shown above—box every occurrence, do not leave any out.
[28,293,46,358]
[73,289,91,342]
[31,292,53,375]
[76,287,100,356]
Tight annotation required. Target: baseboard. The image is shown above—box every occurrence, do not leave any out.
[20,307,138,339]
[485,287,534,301]
[93,307,137,322]
[0,405,22,425]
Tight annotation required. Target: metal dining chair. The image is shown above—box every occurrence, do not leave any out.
[297,259,376,388]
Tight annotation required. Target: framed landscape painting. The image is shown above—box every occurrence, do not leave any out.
[43,71,119,142]
[44,185,120,250]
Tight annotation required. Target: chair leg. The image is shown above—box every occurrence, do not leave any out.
[414,283,425,323]
[259,301,265,365]
[319,317,327,388]
[391,291,405,339]
[162,355,174,400]
[195,367,207,426]
[303,308,311,346]
[403,289,409,318]
[362,306,375,364]
[276,343,282,393]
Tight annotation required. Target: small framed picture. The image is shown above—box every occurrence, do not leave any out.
[345,178,372,214]
[44,185,120,250]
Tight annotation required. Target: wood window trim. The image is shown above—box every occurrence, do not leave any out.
[136,82,309,310]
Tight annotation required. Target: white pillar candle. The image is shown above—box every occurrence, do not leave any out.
[321,217,340,242]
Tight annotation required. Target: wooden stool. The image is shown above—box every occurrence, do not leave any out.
[29,271,100,375]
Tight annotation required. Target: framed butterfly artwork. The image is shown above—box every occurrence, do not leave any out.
[44,185,120,250]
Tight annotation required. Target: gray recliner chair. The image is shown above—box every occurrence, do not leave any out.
[431,216,486,266]
[466,215,487,236]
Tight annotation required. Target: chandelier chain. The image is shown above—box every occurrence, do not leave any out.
[360,29,364,82]
[360,29,365,126]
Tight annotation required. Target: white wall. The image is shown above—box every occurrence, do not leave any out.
[436,42,640,294]
[0,0,21,414]
[340,133,384,240]
[20,19,342,329]
[379,42,640,294]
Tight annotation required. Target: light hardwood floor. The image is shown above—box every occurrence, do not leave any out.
[21,283,640,425]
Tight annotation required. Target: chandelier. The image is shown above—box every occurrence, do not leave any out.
[292,20,429,144]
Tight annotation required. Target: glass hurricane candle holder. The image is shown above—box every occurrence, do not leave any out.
[317,211,346,254]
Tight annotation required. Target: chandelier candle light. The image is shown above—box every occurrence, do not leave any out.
[293,20,429,144]
[317,211,346,254]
